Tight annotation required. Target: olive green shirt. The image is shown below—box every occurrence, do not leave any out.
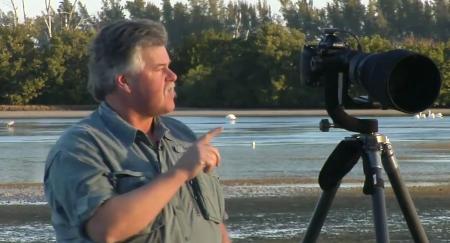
[44,102,226,242]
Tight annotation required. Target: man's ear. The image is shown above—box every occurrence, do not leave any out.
[116,74,131,93]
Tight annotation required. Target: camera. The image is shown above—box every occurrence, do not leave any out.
[301,28,441,114]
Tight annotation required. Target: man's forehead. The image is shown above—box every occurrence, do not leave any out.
[140,46,171,64]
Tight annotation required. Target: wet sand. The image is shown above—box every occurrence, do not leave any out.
[1,188,449,242]
[1,181,449,217]
[227,194,450,242]
[1,181,449,242]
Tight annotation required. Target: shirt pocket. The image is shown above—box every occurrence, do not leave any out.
[195,173,225,224]
[110,170,152,194]
[108,170,165,240]
[167,142,191,166]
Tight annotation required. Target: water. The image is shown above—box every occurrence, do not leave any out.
[0,115,449,242]
[1,116,449,183]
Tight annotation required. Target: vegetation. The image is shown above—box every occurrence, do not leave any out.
[0,0,449,108]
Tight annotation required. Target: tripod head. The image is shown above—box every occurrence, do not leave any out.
[301,29,442,134]
[323,67,378,134]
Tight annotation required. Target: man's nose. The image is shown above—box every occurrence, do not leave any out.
[167,68,177,82]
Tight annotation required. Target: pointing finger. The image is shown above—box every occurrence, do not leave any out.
[198,127,223,144]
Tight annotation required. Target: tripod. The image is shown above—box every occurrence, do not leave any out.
[301,119,429,243]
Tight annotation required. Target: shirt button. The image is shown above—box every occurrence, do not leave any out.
[184,236,189,241]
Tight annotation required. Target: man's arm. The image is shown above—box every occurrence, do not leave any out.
[86,167,187,242]
[86,128,223,242]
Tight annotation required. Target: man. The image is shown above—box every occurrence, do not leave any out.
[44,19,230,243]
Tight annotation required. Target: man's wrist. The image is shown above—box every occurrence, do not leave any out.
[167,167,190,184]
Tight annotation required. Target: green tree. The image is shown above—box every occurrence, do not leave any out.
[397,0,426,37]
[256,0,272,24]
[249,23,306,107]
[420,1,434,38]
[77,1,96,30]
[207,0,222,28]
[341,0,366,34]
[55,0,78,30]
[176,24,307,107]
[189,0,208,33]
[433,0,450,40]
[0,10,17,27]
[125,0,161,21]
[161,0,173,25]
[37,29,94,104]
[360,34,393,53]
[98,0,125,25]
[174,30,234,106]
[326,0,344,29]
[280,0,325,39]
[0,24,45,104]
[377,0,401,37]
[170,2,190,47]
[363,0,389,36]
[280,0,301,29]
[437,41,450,105]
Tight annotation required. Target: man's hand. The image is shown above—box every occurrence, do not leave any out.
[86,127,224,242]
[174,127,223,180]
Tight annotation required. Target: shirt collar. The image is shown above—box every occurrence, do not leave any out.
[98,102,137,146]
[97,102,170,146]
[152,116,170,142]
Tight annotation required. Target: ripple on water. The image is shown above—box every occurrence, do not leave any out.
[0,223,55,242]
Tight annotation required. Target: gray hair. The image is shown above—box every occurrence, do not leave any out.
[87,19,168,101]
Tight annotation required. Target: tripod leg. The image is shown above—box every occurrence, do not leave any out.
[303,139,362,242]
[382,143,429,243]
[362,145,390,243]
[302,184,339,243]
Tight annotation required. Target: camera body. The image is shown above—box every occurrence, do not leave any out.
[301,28,357,87]
[300,28,441,114]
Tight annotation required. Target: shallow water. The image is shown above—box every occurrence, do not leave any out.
[0,115,449,242]
[1,116,449,183]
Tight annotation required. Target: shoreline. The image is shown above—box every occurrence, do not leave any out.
[1,108,450,118]
[1,180,450,205]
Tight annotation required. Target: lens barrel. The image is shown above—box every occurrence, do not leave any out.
[350,50,441,113]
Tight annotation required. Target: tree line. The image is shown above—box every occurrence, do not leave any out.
[0,0,449,108]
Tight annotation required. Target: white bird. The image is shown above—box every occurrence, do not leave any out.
[420,112,427,119]
[6,120,15,127]
[252,141,256,149]
[427,110,435,119]
[414,113,421,119]
[226,114,237,120]
[435,112,444,118]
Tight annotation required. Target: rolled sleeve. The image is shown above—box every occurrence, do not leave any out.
[45,150,116,239]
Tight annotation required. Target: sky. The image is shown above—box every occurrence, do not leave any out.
[1,0,367,20]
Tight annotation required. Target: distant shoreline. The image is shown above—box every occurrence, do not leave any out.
[1,108,450,119]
